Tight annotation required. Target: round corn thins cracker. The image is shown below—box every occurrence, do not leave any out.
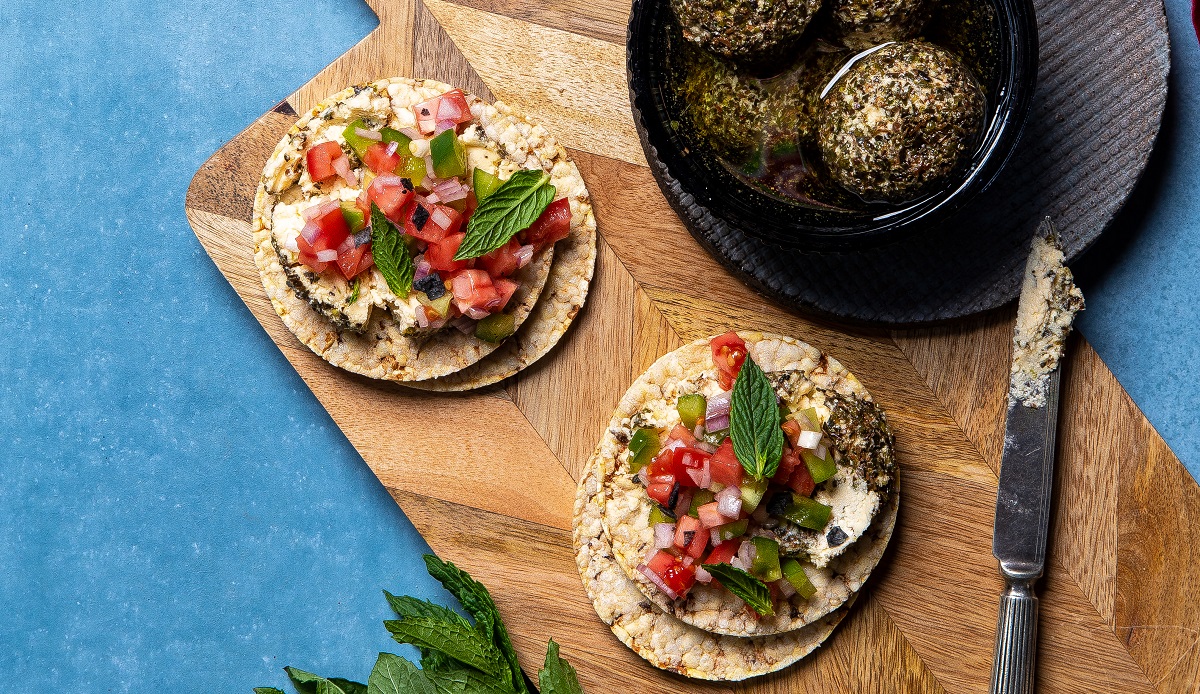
[574,452,854,680]
[599,332,899,637]
[252,77,596,385]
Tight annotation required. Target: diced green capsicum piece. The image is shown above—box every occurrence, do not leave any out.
[781,558,817,599]
[430,129,467,179]
[648,505,674,526]
[472,167,503,202]
[688,489,715,517]
[801,449,837,484]
[677,394,707,430]
[740,477,769,514]
[799,407,821,429]
[749,537,783,583]
[781,495,832,530]
[702,428,729,447]
[474,312,516,343]
[340,200,366,234]
[627,428,660,473]
[712,517,749,542]
[342,118,374,158]
[416,292,453,319]
[778,401,791,421]
[380,127,411,149]
[398,155,425,186]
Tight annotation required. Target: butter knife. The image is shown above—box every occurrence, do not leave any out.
[989,219,1084,694]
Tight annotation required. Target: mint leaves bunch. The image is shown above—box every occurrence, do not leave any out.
[255,554,583,694]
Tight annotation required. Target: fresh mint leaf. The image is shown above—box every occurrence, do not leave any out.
[254,688,286,694]
[384,591,471,628]
[348,279,360,304]
[367,652,437,694]
[370,203,414,298]
[282,668,364,694]
[729,356,783,480]
[423,664,515,694]
[423,555,529,694]
[538,640,584,694]
[384,616,507,680]
[454,169,555,260]
[700,563,775,616]
[326,679,366,694]
[285,667,323,694]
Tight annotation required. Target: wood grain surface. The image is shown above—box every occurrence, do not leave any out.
[185,0,1200,690]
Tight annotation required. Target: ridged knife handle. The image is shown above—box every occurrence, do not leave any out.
[990,577,1039,694]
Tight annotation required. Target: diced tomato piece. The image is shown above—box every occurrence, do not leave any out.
[646,478,676,506]
[438,89,473,124]
[356,189,371,219]
[296,250,329,274]
[405,202,444,243]
[685,523,709,559]
[705,539,740,566]
[696,502,725,529]
[674,515,701,550]
[781,419,803,448]
[670,424,699,447]
[672,447,710,471]
[336,244,370,280]
[709,439,744,488]
[305,141,344,182]
[362,142,403,175]
[492,278,518,311]
[788,459,816,497]
[521,197,571,248]
[477,238,522,278]
[368,174,414,222]
[775,446,799,483]
[450,269,498,311]
[426,232,468,272]
[712,332,748,390]
[645,551,696,597]
[431,204,464,236]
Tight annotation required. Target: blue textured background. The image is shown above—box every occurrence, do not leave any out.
[0,0,1195,690]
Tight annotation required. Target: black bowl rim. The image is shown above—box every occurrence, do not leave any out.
[627,0,1041,252]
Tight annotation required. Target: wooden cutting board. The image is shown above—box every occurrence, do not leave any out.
[184,0,1200,690]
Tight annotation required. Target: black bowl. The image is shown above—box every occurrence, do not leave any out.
[627,0,1039,252]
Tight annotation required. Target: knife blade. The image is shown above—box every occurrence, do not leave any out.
[989,219,1083,694]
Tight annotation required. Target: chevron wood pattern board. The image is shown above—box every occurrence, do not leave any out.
[185,0,1200,690]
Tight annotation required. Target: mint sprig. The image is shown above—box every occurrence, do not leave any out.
[255,554,583,694]
[701,563,775,616]
[729,356,784,480]
[370,203,414,298]
[455,169,555,260]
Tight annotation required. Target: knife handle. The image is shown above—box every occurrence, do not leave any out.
[989,576,1039,694]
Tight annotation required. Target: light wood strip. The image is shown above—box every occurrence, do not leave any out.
[831,594,945,694]
[421,0,644,166]
[288,0,417,113]
[1116,425,1200,691]
[434,0,631,45]
[631,283,684,380]
[513,239,636,482]
[412,0,494,100]
[393,489,737,694]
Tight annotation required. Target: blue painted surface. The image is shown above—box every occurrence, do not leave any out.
[1,0,1197,689]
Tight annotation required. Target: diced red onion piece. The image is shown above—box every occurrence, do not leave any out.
[695,565,713,584]
[515,245,535,268]
[430,207,453,229]
[693,424,705,440]
[385,140,399,157]
[716,485,742,518]
[637,467,649,486]
[418,119,436,135]
[673,488,694,519]
[797,430,822,450]
[437,97,462,121]
[316,249,338,262]
[434,119,457,135]
[332,155,358,186]
[681,556,694,568]
[300,221,320,244]
[706,414,730,432]
[424,154,436,178]
[399,127,422,141]
[302,199,341,221]
[662,438,685,454]
[414,256,431,281]
[738,539,757,567]
[337,235,356,254]
[416,306,431,329]
[815,444,828,461]
[450,316,475,334]
[462,306,488,320]
[686,467,706,487]
[706,392,731,420]
[425,192,441,204]
[777,577,797,598]
[796,414,818,432]
[694,441,716,454]
[354,127,382,141]
[730,555,749,572]
[653,523,675,550]
[637,561,680,600]
[709,528,722,547]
